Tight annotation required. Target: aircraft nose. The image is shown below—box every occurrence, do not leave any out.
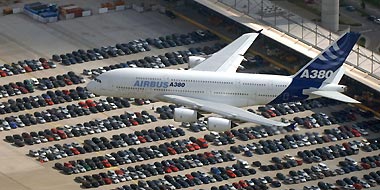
[86,80,98,94]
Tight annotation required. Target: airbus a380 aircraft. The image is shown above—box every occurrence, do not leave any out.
[87,31,361,131]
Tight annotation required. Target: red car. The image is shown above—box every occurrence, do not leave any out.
[353,183,363,190]
[186,144,195,151]
[361,163,371,169]
[185,174,194,180]
[138,136,146,143]
[62,90,70,95]
[42,62,50,69]
[167,147,177,155]
[103,177,112,185]
[0,70,7,77]
[226,170,236,178]
[46,99,54,105]
[164,167,172,173]
[129,119,138,126]
[353,132,361,137]
[86,99,96,107]
[224,131,234,138]
[232,182,242,189]
[191,143,200,150]
[169,165,179,172]
[51,128,58,134]
[64,162,73,168]
[239,180,248,188]
[24,66,32,72]
[247,133,255,139]
[78,101,89,108]
[196,138,208,148]
[102,160,111,168]
[70,148,80,155]
[45,135,54,141]
[204,152,214,158]
[135,99,144,105]
[64,78,73,85]
[19,87,28,94]
[57,130,67,139]
[115,170,124,175]
[267,110,276,117]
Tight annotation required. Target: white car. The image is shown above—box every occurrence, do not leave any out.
[136,171,146,179]
[30,78,39,85]
[374,18,380,24]
[39,155,49,162]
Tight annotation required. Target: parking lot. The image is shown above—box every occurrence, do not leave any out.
[1,2,380,190]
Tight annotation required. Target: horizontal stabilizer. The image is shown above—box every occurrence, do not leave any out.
[310,91,360,104]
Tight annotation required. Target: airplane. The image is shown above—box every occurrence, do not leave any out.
[87,30,361,132]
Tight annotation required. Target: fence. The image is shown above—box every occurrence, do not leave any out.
[218,0,380,79]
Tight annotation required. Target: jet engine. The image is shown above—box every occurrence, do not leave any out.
[188,56,206,68]
[207,117,237,132]
[174,108,201,122]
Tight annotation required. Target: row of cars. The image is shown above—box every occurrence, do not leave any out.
[36,72,85,90]
[76,149,235,188]
[0,86,94,115]
[0,95,132,132]
[54,135,205,176]
[53,30,217,66]
[0,71,84,100]
[311,155,380,189]
[4,108,158,147]
[0,58,55,78]
[278,141,380,187]
[147,30,219,49]
[229,124,356,159]
[81,43,226,80]
[54,40,151,66]
[34,125,182,162]
[297,141,361,165]
[259,139,365,173]
[259,98,339,119]
[113,162,275,190]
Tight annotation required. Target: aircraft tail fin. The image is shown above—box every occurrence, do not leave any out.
[269,32,361,104]
[292,32,360,85]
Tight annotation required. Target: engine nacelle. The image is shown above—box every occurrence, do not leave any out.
[188,56,206,68]
[207,117,236,132]
[174,108,198,122]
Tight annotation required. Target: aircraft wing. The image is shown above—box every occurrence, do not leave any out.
[158,95,287,127]
[309,91,360,104]
[191,31,261,73]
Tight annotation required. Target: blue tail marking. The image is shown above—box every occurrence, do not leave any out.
[270,32,360,104]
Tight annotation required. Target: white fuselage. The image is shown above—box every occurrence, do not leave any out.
[87,68,293,107]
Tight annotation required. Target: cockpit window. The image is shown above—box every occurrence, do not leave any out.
[94,77,102,83]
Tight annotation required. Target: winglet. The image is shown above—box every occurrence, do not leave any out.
[256,29,263,33]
